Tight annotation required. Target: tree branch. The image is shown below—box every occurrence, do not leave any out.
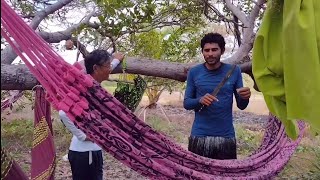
[1,90,24,111]
[202,0,243,25]
[70,38,89,57]
[224,0,266,65]
[39,10,97,43]
[249,0,267,24]
[107,35,117,53]
[30,0,74,29]
[1,8,96,64]
[1,64,39,90]
[223,0,249,27]
[239,61,259,91]
[1,0,74,64]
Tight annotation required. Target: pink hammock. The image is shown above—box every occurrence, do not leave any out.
[1,147,28,180]
[31,87,56,180]
[1,0,305,179]
[1,88,55,180]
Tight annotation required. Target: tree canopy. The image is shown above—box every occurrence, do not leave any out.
[1,0,267,90]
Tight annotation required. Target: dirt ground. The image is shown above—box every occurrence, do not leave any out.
[1,91,269,121]
[1,91,275,180]
[140,91,269,115]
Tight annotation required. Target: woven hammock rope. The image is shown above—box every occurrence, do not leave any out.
[1,0,305,179]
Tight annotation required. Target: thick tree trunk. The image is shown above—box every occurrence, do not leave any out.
[1,57,254,90]
[0,58,191,90]
[112,57,195,81]
[1,64,38,90]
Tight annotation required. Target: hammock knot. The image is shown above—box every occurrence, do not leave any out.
[71,67,85,77]
[56,63,63,69]
[70,103,84,116]
[57,101,70,112]
[77,99,89,110]
[63,72,76,83]
[73,62,84,71]
[63,95,75,106]
[82,75,94,87]
[69,86,81,96]
[45,94,57,109]
[67,92,80,102]
[74,82,87,93]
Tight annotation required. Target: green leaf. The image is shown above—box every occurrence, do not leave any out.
[98,15,106,23]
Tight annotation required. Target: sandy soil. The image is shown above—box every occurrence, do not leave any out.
[1,91,269,121]
[140,91,269,115]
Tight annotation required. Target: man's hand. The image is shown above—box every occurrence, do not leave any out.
[236,87,251,99]
[199,93,219,106]
[113,52,125,62]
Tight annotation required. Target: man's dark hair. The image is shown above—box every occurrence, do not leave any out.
[84,50,111,74]
[200,33,226,52]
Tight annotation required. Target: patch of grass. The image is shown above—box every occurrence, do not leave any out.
[145,115,185,143]
[278,133,320,179]
[235,124,264,157]
[1,119,34,149]
[1,118,34,173]
[1,117,72,156]
[235,123,320,178]
[277,146,320,179]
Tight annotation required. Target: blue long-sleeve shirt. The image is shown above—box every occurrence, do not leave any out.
[183,63,249,138]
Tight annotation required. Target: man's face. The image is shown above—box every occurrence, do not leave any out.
[202,43,223,66]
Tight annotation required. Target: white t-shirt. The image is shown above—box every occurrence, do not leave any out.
[59,110,102,152]
[59,57,120,152]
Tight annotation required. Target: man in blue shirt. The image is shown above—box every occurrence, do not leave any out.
[184,33,251,160]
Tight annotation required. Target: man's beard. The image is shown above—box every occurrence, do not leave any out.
[205,56,220,65]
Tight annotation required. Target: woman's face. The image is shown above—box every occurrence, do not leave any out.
[94,60,112,82]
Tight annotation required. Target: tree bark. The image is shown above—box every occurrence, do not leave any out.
[1,57,253,90]
[1,64,38,90]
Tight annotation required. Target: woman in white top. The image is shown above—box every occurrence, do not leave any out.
[60,49,124,180]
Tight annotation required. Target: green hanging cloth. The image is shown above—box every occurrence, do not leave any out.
[114,75,147,111]
[113,59,147,111]
[253,0,320,139]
